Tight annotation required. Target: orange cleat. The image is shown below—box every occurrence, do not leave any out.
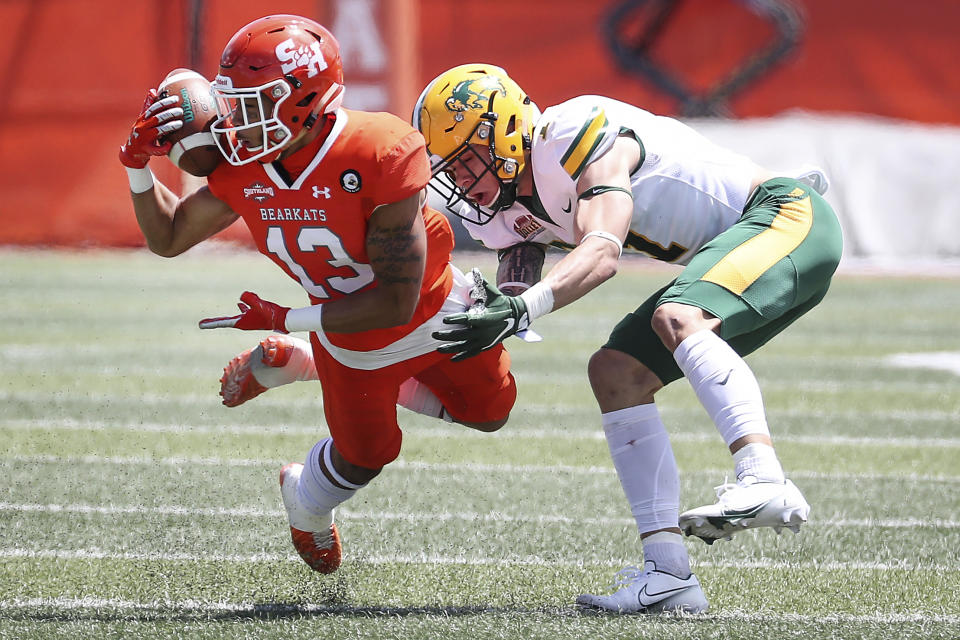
[219,334,296,407]
[279,463,342,574]
[259,333,296,368]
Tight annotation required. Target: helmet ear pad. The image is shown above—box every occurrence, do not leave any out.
[490,107,524,181]
[274,61,345,136]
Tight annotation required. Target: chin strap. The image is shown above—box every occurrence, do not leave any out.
[304,109,335,132]
[261,113,338,166]
[490,180,519,212]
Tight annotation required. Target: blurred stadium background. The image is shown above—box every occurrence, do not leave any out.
[0,0,958,265]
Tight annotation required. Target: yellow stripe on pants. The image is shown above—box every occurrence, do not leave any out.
[701,190,813,295]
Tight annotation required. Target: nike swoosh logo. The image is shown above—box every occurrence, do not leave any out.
[720,503,766,518]
[705,503,766,529]
[561,199,572,213]
[637,583,690,608]
[716,369,733,385]
[487,318,516,349]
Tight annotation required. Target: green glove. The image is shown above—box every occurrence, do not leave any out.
[433,272,530,362]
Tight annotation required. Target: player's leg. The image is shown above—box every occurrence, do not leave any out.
[576,289,708,614]
[656,177,842,543]
[654,306,805,543]
[652,301,785,484]
[279,436,369,574]
[222,266,486,418]
[674,287,830,542]
[411,344,516,432]
[396,262,516,430]
[219,334,316,407]
[279,338,404,574]
[220,333,463,423]
[397,376,455,422]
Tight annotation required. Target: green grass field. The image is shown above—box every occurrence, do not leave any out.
[1,248,958,639]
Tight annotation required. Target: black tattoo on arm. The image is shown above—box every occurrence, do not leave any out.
[367,221,424,285]
[496,243,546,296]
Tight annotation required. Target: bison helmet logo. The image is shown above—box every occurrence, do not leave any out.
[445,77,506,113]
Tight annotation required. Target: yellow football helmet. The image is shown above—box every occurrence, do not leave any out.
[413,63,539,223]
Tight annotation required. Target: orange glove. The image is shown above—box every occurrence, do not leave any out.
[118,89,183,169]
[199,292,291,333]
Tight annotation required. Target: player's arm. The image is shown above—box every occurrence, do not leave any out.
[432,136,640,361]
[198,190,426,335]
[132,184,239,257]
[496,243,547,296]
[314,189,427,333]
[120,89,238,256]
[536,134,640,310]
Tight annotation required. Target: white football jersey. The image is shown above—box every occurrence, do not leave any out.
[463,96,763,265]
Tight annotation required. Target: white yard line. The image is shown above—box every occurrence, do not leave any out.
[3,453,959,484]
[3,417,960,448]
[0,390,321,409]
[886,352,960,376]
[3,384,959,409]
[4,368,957,394]
[1,501,958,530]
[0,341,923,369]
[1,595,957,624]
[0,547,947,573]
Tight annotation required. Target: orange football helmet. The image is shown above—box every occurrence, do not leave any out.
[211,15,344,165]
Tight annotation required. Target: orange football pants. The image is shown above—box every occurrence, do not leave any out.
[309,333,516,468]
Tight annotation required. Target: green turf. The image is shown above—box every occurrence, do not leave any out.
[1,249,959,639]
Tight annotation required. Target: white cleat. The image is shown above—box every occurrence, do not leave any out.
[679,478,810,545]
[576,562,709,614]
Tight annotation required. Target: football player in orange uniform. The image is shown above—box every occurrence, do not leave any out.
[118,15,516,575]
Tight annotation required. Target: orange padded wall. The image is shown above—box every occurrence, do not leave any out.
[0,0,956,247]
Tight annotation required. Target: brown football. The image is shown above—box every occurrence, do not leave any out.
[157,68,223,177]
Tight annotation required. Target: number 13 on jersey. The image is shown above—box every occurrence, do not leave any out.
[265,226,374,299]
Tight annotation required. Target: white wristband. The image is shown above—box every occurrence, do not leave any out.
[580,230,623,258]
[125,167,155,194]
[518,281,554,321]
[284,304,325,333]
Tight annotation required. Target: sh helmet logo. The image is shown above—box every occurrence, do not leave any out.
[275,39,328,78]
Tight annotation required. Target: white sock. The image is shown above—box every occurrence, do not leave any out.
[673,330,771,446]
[296,438,365,519]
[251,336,317,388]
[642,531,691,577]
[602,404,680,534]
[733,442,784,483]
[397,378,453,422]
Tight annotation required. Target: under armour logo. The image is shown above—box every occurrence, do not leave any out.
[312,185,331,199]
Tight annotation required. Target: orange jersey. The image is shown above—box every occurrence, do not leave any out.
[208,109,455,351]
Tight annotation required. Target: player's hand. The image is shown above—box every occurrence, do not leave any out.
[433,275,529,361]
[118,89,184,169]
[199,291,290,333]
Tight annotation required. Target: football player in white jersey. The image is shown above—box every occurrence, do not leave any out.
[412,63,844,614]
